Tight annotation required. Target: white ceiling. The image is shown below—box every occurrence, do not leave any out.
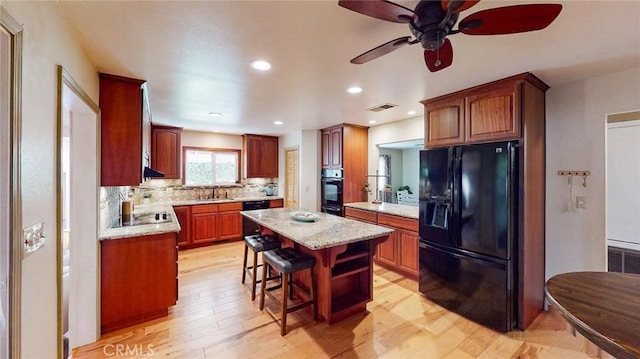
[58,0,640,136]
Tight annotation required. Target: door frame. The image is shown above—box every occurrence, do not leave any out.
[56,66,100,357]
[605,110,640,262]
[1,6,23,358]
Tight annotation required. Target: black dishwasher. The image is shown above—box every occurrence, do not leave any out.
[242,200,270,237]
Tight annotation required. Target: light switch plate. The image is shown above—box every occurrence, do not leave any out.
[23,222,45,258]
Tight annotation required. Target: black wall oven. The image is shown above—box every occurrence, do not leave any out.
[321,169,343,216]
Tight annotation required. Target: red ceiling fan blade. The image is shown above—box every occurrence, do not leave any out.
[424,38,453,72]
[441,0,480,14]
[351,36,412,64]
[339,0,417,23]
[459,4,562,35]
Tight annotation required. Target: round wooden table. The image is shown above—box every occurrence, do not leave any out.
[545,272,640,359]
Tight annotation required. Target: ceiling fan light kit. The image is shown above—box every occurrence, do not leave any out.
[339,0,562,72]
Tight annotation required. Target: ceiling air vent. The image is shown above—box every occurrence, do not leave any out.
[367,103,398,112]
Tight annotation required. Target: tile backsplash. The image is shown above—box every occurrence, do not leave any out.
[99,178,278,229]
[133,178,278,203]
[99,186,131,231]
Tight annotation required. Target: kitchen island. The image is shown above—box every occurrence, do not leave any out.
[240,208,394,324]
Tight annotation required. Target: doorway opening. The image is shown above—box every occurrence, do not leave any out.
[57,67,100,357]
[606,110,640,273]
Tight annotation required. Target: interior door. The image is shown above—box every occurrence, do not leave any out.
[285,147,299,208]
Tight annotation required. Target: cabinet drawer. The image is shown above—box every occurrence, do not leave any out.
[191,204,219,214]
[345,207,377,223]
[219,202,242,211]
[378,214,418,232]
[269,199,283,208]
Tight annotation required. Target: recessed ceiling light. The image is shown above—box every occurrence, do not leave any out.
[407,110,416,116]
[369,120,376,124]
[347,86,362,94]
[250,60,272,71]
[209,112,223,117]
[274,121,283,125]
[213,130,220,133]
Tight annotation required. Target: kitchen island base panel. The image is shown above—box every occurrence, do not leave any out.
[275,235,389,324]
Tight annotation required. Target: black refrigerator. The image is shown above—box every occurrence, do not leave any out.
[418,141,518,332]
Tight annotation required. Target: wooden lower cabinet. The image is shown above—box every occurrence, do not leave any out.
[397,229,419,276]
[173,206,191,247]
[100,232,178,334]
[269,198,283,208]
[218,202,243,241]
[375,230,397,267]
[192,212,219,244]
[176,201,244,249]
[345,207,419,279]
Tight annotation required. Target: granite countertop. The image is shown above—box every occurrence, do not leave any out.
[99,197,284,240]
[240,208,394,250]
[99,204,181,241]
[344,202,419,220]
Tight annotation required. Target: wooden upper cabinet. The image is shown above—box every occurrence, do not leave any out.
[422,72,545,148]
[320,124,368,203]
[151,125,182,179]
[243,134,278,178]
[330,127,343,168]
[99,73,147,186]
[424,97,464,147]
[262,136,278,178]
[466,83,520,143]
[321,130,331,168]
[321,126,343,169]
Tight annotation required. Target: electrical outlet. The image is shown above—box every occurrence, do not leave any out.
[23,222,46,258]
[576,196,586,209]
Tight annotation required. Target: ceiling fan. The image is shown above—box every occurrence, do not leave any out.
[339,0,562,72]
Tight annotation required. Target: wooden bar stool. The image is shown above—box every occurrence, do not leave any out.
[241,234,281,301]
[259,247,317,336]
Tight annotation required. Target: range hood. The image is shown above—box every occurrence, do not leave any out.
[143,166,165,179]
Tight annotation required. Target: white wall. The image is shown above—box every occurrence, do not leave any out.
[2,2,98,358]
[181,130,242,149]
[545,67,640,279]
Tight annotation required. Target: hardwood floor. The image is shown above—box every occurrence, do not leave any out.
[74,241,611,358]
